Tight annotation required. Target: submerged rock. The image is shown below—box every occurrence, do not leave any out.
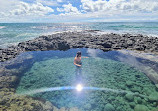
[149,92,158,102]
[136,97,142,104]
[68,107,80,111]
[0,95,54,111]
[126,81,134,88]
[134,105,149,111]
[0,92,80,111]
[104,103,115,111]
[125,94,134,102]
[129,102,135,109]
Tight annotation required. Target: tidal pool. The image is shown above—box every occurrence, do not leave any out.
[15,48,158,111]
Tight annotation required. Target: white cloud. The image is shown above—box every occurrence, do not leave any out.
[81,0,107,12]
[57,3,81,15]
[9,2,54,16]
[81,0,158,13]
[0,0,55,22]
[0,0,158,22]
[36,0,64,6]
[0,0,19,13]
[57,0,63,3]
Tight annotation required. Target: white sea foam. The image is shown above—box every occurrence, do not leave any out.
[95,30,158,37]
[15,33,38,38]
[31,26,37,29]
[0,26,5,29]
[31,26,54,30]
[0,42,19,48]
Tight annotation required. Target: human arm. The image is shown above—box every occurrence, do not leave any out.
[81,56,89,58]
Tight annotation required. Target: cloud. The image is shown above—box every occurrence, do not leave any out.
[81,0,108,12]
[9,2,54,16]
[36,0,64,6]
[81,0,158,13]
[0,0,20,13]
[57,0,63,3]
[0,0,158,22]
[57,3,81,15]
[0,0,55,22]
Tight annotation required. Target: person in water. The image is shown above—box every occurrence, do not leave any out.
[74,51,88,82]
[74,51,82,67]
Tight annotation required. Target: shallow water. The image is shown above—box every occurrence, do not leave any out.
[12,48,158,111]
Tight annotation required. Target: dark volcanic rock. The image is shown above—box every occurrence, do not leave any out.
[0,30,158,62]
[0,30,157,111]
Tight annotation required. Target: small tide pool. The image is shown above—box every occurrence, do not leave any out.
[8,48,158,111]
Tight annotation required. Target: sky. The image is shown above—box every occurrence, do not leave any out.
[0,0,158,23]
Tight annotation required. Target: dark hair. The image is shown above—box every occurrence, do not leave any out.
[77,51,81,57]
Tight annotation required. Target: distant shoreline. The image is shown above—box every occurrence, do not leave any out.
[0,30,158,62]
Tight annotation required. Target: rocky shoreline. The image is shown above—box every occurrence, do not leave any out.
[0,30,158,62]
[0,30,158,111]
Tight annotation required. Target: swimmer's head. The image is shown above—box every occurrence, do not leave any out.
[77,51,81,57]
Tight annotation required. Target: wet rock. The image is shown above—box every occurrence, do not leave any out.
[135,74,141,78]
[129,102,135,109]
[131,87,141,93]
[126,81,134,88]
[104,103,115,111]
[60,107,66,111]
[149,92,158,102]
[125,94,134,102]
[57,42,70,50]
[134,105,149,111]
[136,97,142,104]
[102,43,112,48]
[69,107,80,111]
[0,95,55,111]
[156,84,158,89]
[134,45,144,51]
[52,105,59,111]
[127,40,133,46]
[0,76,18,88]
[0,31,158,62]
[84,103,92,109]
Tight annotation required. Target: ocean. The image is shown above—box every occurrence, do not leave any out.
[0,22,158,48]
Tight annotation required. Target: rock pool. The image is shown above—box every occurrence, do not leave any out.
[8,48,158,111]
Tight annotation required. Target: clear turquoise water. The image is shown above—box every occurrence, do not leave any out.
[15,48,158,111]
[0,22,158,48]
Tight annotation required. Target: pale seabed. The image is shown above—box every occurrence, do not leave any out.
[11,48,158,111]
